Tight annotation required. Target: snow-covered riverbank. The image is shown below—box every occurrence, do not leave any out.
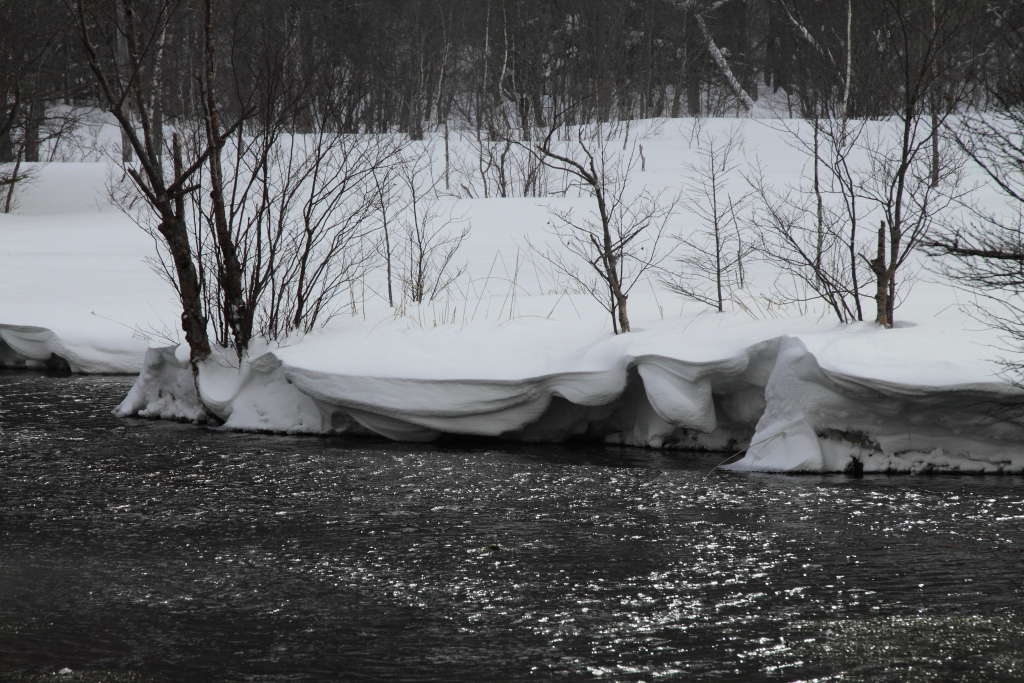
[3,118,1023,473]
[106,306,1024,474]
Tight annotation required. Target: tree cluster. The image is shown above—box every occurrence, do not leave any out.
[3,0,1022,157]
[0,0,1022,379]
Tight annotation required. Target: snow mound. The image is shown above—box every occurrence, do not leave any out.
[114,343,359,434]
[0,323,144,373]
[111,318,1024,474]
[274,345,775,447]
[724,336,1024,474]
[115,327,780,450]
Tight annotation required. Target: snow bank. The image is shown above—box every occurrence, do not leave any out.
[6,120,1024,473]
[111,312,1024,474]
[115,317,783,448]
[0,323,145,373]
[725,335,1024,474]
[115,342,357,432]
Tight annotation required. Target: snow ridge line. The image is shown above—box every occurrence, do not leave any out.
[6,320,1022,473]
[102,331,1024,474]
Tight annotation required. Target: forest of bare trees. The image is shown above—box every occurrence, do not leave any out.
[1,0,1023,380]
[2,0,1020,152]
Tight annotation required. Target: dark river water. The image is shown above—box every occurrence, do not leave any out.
[1,373,1023,682]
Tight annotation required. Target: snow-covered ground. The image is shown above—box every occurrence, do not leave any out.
[0,161,174,372]
[3,118,1022,474]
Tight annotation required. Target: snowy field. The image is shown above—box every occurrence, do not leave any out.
[2,117,1022,474]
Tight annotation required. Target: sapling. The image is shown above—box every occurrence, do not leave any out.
[395,144,470,305]
[664,125,753,312]
[526,116,676,333]
[750,116,868,324]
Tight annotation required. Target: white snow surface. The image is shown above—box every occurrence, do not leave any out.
[112,308,1024,474]
[4,118,1024,473]
[0,162,174,373]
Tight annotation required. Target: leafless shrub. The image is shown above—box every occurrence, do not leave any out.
[926,93,1024,380]
[448,116,550,199]
[663,124,753,312]
[132,124,404,343]
[0,161,37,213]
[747,117,869,323]
[860,121,970,325]
[527,118,676,333]
[395,144,470,305]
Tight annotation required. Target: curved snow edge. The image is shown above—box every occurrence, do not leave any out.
[111,335,1024,473]
[0,323,146,374]
[115,339,777,449]
[723,336,1024,474]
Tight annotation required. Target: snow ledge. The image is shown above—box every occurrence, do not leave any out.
[110,330,1024,474]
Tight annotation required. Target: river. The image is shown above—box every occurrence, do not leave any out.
[1,372,1022,682]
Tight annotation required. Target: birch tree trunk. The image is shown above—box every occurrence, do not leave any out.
[695,14,755,113]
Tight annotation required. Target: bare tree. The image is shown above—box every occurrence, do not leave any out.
[748,160,863,323]
[447,99,548,200]
[663,124,753,311]
[271,151,381,334]
[77,0,400,375]
[860,0,976,327]
[371,163,401,307]
[694,9,756,113]
[860,124,966,327]
[198,0,248,356]
[0,0,90,210]
[753,115,870,322]
[527,118,675,333]
[925,34,1024,376]
[740,106,873,323]
[395,144,470,305]
[749,0,974,326]
[139,98,402,344]
[70,0,225,371]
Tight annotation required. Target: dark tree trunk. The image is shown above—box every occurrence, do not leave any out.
[0,129,13,163]
[158,216,212,362]
[870,221,890,327]
[202,0,248,356]
[23,104,40,162]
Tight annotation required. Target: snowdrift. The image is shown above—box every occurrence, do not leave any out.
[0,323,146,373]
[113,319,783,451]
[109,316,1024,475]
[724,336,1024,474]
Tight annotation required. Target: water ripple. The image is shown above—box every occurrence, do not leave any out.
[1,372,1022,682]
